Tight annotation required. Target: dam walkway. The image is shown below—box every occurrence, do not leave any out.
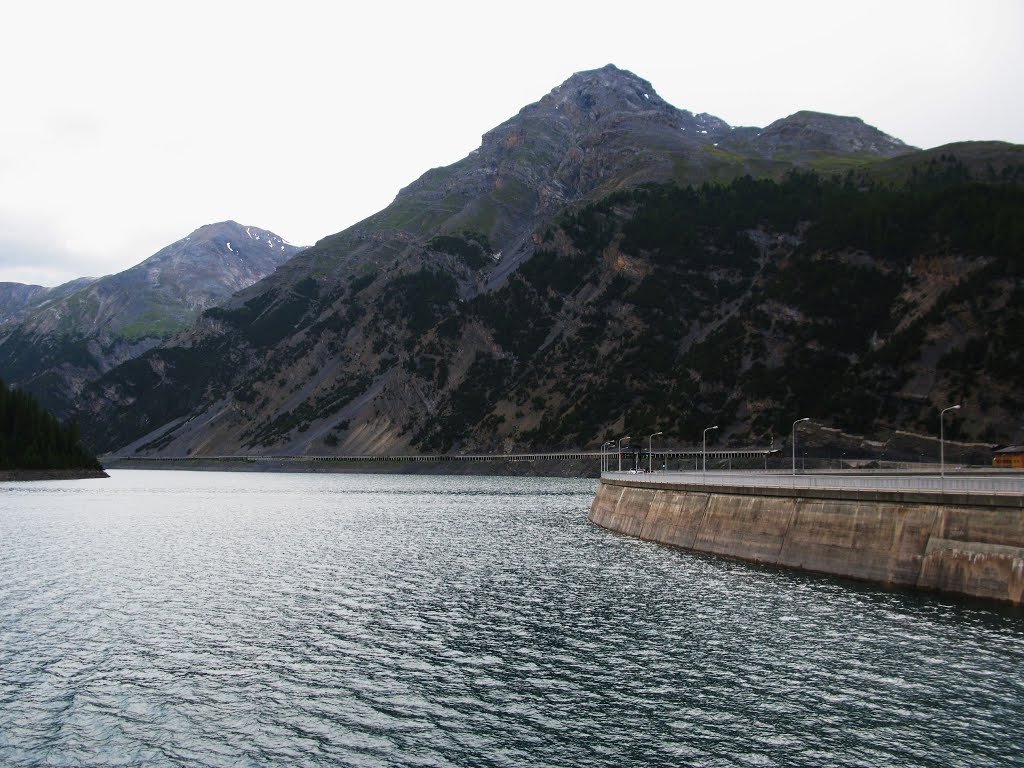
[601,470,1024,497]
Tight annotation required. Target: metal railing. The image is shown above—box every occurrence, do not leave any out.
[602,470,1024,495]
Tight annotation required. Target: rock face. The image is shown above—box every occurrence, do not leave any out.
[71,66,1024,459]
[0,278,98,325]
[304,64,766,292]
[745,110,912,157]
[589,477,1024,604]
[0,283,50,324]
[0,221,301,415]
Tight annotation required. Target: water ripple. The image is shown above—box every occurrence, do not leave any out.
[1,471,1022,767]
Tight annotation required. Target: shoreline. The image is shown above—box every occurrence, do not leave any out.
[0,468,109,482]
[102,457,600,478]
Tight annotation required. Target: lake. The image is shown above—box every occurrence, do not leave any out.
[1,470,1022,767]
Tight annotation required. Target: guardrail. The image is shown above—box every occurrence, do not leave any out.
[602,470,1024,495]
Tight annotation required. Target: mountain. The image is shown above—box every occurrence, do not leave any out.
[0,221,302,415]
[0,283,51,323]
[73,65,1024,459]
[0,277,99,324]
[433,168,1023,457]
[732,110,911,157]
[257,65,912,292]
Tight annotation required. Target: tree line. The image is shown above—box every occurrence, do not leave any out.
[0,378,102,470]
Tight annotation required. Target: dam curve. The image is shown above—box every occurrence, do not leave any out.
[590,471,1024,605]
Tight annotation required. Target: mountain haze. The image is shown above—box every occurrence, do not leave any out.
[72,66,1024,460]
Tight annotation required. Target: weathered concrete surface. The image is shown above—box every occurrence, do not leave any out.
[590,479,1024,605]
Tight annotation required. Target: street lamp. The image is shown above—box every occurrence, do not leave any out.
[940,404,961,478]
[703,425,718,477]
[792,418,810,475]
[601,440,615,473]
[648,431,663,473]
[617,436,631,472]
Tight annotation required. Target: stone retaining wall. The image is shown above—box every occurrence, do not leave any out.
[590,478,1024,604]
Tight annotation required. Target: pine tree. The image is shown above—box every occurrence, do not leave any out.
[0,378,102,470]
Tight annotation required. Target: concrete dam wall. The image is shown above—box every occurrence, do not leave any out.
[590,478,1024,605]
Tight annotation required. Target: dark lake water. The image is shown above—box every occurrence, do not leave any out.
[1,470,1022,767]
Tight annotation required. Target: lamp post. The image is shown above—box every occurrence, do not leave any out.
[703,425,718,478]
[648,431,663,473]
[617,436,631,472]
[940,404,961,478]
[792,417,810,475]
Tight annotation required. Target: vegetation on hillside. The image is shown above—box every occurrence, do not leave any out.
[0,378,102,470]
[427,231,494,270]
[412,160,1024,451]
[0,222,302,425]
[77,152,1024,457]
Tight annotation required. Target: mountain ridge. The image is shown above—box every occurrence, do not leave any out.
[0,220,303,415]
[53,65,1024,458]
[0,277,100,325]
[245,64,915,300]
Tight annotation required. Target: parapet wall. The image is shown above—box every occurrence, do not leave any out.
[590,478,1024,604]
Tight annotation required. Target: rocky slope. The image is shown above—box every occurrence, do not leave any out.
[72,66,1023,459]
[736,110,911,157]
[0,283,51,324]
[439,163,1024,458]
[0,278,99,325]
[0,221,302,415]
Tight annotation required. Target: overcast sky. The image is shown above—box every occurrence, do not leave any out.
[2,0,1021,286]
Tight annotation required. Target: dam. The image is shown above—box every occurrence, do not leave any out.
[590,471,1024,605]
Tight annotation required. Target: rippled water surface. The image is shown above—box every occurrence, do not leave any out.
[1,470,1022,767]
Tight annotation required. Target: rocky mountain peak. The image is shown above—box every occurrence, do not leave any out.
[174,220,294,255]
[482,65,682,144]
[543,63,672,118]
[479,63,735,158]
[755,110,913,156]
[0,221,306,417]
[130,221,301,288]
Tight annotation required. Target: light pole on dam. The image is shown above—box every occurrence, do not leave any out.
[941,404,961,478]
[617,436,631,472]
[792,417,810,475]
[703,425,718,478]
[648,431,662,473]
